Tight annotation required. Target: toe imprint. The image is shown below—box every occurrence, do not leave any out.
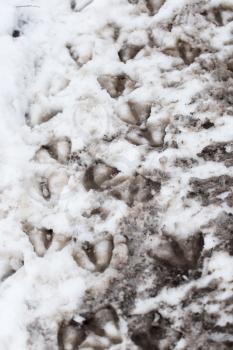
[43,137,71,164]
[97,74,135,98]
[83,162,119,191]
[23,223,54,257]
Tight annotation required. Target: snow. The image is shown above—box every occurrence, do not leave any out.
[1,0,233,349]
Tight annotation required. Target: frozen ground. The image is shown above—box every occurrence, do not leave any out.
[1,0,233,349]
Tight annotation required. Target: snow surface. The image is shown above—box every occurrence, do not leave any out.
[1,0,233,349]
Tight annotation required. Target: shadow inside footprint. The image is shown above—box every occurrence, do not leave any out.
[117,100,151,126]
[110,174,161,207]
[58,319,86,350]
[83,306,122,345]
[58,307,122,349]
[97,74,135,98]
[145,0,165,16]
[83,162,119,191]
[177,40,201,65]
[118,44,144,63]
[42,137,71,164]
[23,223,54,257]
[12,29,21,38]
[128,0,165,16]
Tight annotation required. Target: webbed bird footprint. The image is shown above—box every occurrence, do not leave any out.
[22,223,70,257]
[28,170,69,203]
[97,74,135,98]
[129,0,165,16]
[83,306,122,345]
[0,258,24,282]
[58,319,86,350]
[83,164,161,206]
[177,39,201,65]
[72,235,113,272]
[72,234,128,272]
[38,170,69,201]
[31,107,63,126]
[147,232,204,270]
[22,223,54,257]
[110,174,161,206]
[35,137,71,164]
[118,43,145,63]
[58,306,122,350]
[83,161,120,191]
[117,100,151,125]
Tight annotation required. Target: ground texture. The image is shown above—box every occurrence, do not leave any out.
[1,0,233,349]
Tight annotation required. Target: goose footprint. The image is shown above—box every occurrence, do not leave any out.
[58,306,122,350]
[97,74,135,99]
[38,170,69,201]
[35,137,71,164]
[22,223,53,257]
[72,234,128,272]
[72,235,113,272]
[22,223,70,257]
[83,162,119,192]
